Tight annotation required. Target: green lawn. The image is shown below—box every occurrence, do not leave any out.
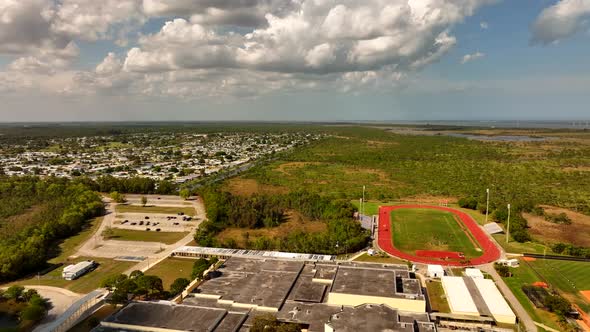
[353,253,407,265]
[8,257,135,294]
[49,216,103,262]
[108,229,189,245]
[425,281,450,313]
[526,259,590,312]
[502,259,563,330]
[115,205,196,216]
[492,234,550,255]
[353,200,488,225]
[144,258,195,290]
[390,208,482,258]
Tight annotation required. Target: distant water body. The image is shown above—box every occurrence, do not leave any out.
[382,120,590,130]
[446,133,552,142]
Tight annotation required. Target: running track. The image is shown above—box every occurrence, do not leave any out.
[378,205,501,266]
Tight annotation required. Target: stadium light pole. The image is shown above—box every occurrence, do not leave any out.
[485,188,490,224]
[359,198,363,220]
[362,185,366,217]
[505,203,511,243]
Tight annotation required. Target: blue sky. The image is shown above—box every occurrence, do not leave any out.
[0,0,589,121]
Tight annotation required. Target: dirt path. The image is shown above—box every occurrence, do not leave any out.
[480,264,538,332]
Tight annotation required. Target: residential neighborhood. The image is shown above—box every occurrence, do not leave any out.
[0,132,322,182]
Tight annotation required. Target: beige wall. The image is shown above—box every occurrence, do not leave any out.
[102,321,185,332]
[326,293,426,313]
[492,314,516,325]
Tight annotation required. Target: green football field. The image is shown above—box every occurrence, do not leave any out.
[526,259,590,311]
[390,208,482,258]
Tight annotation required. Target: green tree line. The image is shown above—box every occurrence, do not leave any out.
[0,176,104,281]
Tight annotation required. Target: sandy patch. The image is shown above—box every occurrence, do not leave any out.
[522,257,536,261]
[581,290,590,302]
[524,206,590,247]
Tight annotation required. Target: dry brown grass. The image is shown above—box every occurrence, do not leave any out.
[525,205,590,247]
[1,204,48,237]
[274,162,325,176]
[225,178,289,196]
[215,210,327,247]
[562,166,590,172]
[399,194,458,204]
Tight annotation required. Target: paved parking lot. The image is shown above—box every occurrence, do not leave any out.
[113,212,196,232]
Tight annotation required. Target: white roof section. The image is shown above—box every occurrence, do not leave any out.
[483,222,504,234]
[427,265,444,273]
[172,246,335,261]
[472,278,516,319]
[465,268,484,279]
[441,276,479,315]
[66,261,94,273]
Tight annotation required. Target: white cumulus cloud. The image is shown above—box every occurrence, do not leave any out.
[532,0,590,44]
[461,51,485,64]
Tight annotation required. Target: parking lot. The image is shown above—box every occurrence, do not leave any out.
[114,212,197,232]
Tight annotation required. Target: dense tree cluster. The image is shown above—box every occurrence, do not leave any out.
[195,187,369,254]
[191,257,218,280]
[551,243,590,258]
[0,176,104,281]
[1,286,50,323]
[101,271,166,303]
[95,176,177,194]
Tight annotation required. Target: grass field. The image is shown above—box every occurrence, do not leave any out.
[390,208,482,258]
[353,200,488,225]
[109,228,189,245]
[115,205,196,216]
[502,259,563,330]
[492,234,550,254]
[526,259,590,312]
[144,258,194,289]
[8,257,135,294]
[425,281,450,313]
[49,216,103,262]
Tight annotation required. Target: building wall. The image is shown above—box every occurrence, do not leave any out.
[102,322,186,332]
[326,293,425,313]
[493,314,517,325]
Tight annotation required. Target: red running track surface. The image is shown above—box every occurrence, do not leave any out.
[377,205,501,266]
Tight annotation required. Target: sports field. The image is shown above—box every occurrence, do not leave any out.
[378,205,500,266]
[390,208,482,258]
[526,259,590,312]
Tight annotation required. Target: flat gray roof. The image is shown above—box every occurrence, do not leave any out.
[326,304,414,332]
[330,266,424,300]
[194,257,303,309]
[103,302,229,332]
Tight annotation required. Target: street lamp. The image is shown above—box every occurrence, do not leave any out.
[506,203,511,243]
[485,188,490,224]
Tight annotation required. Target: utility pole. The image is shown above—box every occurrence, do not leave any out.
[485,188,490,224]
[506,203,511,243]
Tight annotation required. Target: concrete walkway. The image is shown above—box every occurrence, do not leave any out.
[480,263,538,332]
